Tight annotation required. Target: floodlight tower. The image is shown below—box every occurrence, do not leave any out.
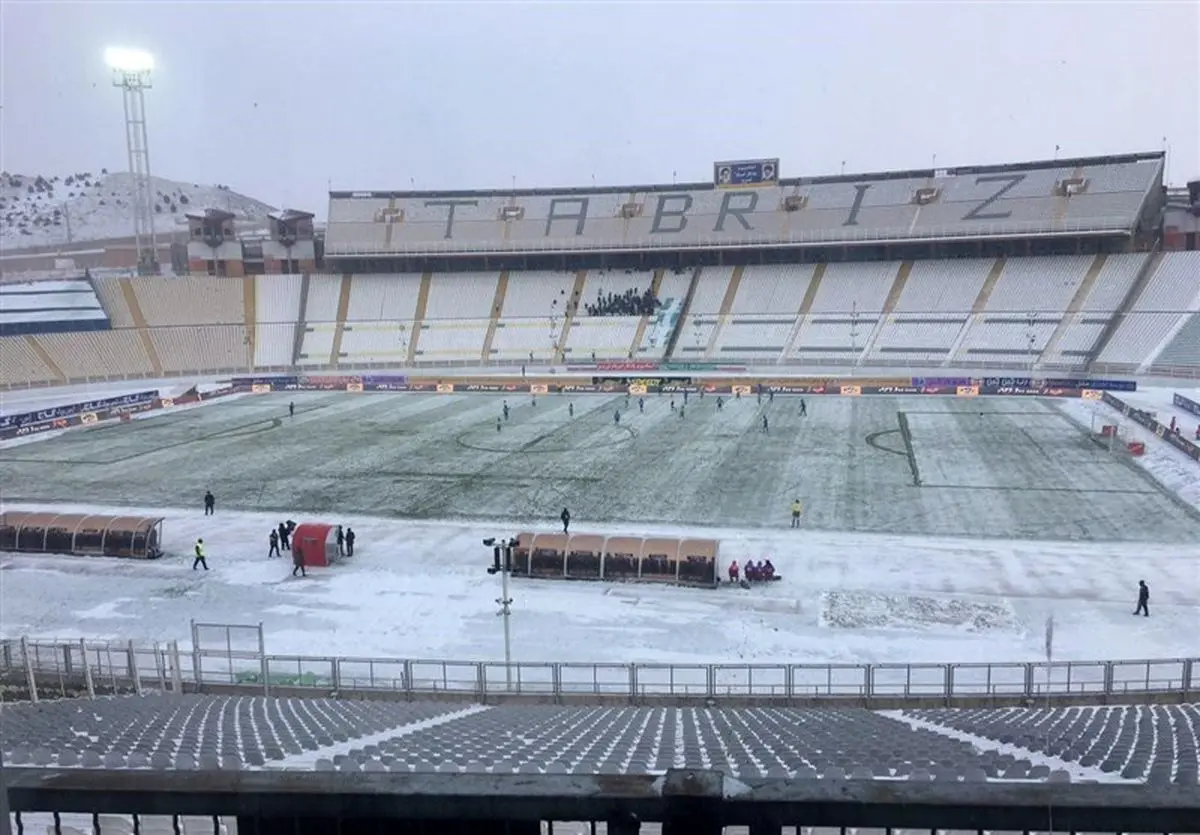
[105,47,159,275]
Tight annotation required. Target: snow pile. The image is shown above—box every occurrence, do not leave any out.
[819,590,1021,635]
[0,170,275,249]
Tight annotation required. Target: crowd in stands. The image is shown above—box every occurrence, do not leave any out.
[585,287,661,317]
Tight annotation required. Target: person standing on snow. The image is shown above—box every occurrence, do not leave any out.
[203,491,215,516]
[268,529,280,558]
[1134,580,1150,617]
[193,539,209,571]
[560,507,571,534]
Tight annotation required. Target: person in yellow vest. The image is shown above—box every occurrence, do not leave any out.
[192,538,208,571]
[790,499,804,529]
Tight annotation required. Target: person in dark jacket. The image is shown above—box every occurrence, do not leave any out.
[278,522,291,551]
[560,507,571,534]
[292,546,306,577]
[289,401,295,418]
[1135,580,1150,617]
[203,491,215,516]
[268,529,280,558]
[336,525,345,557]
[345,527,356,557]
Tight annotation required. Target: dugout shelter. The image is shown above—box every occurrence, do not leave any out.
[0,511,164,559]
[508,532,719,588]
[292,523,342,568]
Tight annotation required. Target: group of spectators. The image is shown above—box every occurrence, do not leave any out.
[585,287,661,317]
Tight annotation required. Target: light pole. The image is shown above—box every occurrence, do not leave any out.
[486,538,515,690]
[105,47,159,276]
[0,743,11,835]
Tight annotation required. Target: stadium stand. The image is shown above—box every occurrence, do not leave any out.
[0,335,57,385]
[35,329,155,379]
[128,276,244,326]
[2,693,1197,785]
[489,271,580,362]
[789,262,898,363]
[4,252,1200,387]
[902,704,1200,785]
[0,278,109,336]
[417,272,496,362]
[253,273,303,367]
[334,274,423,366]
[296,274,341,366]
[1037,253,1148,370]
[150,325,250,374]
[1155,312,1200,369]
[950,257,1093,367]
[323,155,1163,256]
[866,259,990,365]
[1095,251,1200,371]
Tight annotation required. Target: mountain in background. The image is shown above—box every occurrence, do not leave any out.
[0,170,277,250]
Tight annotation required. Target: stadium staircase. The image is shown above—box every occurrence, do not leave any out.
[118,277,164,376]
[552,270,588,363]
[1038,253,1108,368]
[703,265,744,357]
[291,272,311,365]
[480,271,510,363]
[857,261,914,364]
[663,266,703,361]
[945,257,1006,364]
[328,274,354,366]
[23,335,65,383]
[628,268,665,358]
[1086,250,1164,370]
[242,276,257,369]
[780,263,828,361]
[407,271,432,363]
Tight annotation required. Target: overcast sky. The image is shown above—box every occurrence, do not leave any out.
[3,1,1197,216]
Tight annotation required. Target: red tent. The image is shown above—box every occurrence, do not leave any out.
[293,523,340,568]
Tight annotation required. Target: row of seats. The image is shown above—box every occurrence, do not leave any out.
[4,693,1195,783]
[3,253,1199,386]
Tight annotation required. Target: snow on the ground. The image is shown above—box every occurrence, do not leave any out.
[0,170,275,249]
[1122,385,1200,438]
[0,376,232,416]
[1058,389,1200,514]
[2,501,1197,668]
[2,379,1199,671]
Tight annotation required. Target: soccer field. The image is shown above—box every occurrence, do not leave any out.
[3,390,1198,543]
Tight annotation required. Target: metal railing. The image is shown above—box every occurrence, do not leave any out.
[9,768,1199,834]
[3,634,1195,704]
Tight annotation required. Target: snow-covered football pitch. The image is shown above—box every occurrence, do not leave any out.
[2,388,1199,666]
[2,390,1198,541]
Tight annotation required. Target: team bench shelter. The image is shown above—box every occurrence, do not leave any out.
[0,511,165,559]
[490,532,719,589]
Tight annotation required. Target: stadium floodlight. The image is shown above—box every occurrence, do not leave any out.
[105,47,154,73]
[105,46,159,275]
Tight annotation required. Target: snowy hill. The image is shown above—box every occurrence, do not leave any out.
[0,170,276,250]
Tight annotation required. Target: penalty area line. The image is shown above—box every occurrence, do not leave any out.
[896,411,922,487]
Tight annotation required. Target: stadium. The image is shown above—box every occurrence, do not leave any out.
[3,138,1200,832]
